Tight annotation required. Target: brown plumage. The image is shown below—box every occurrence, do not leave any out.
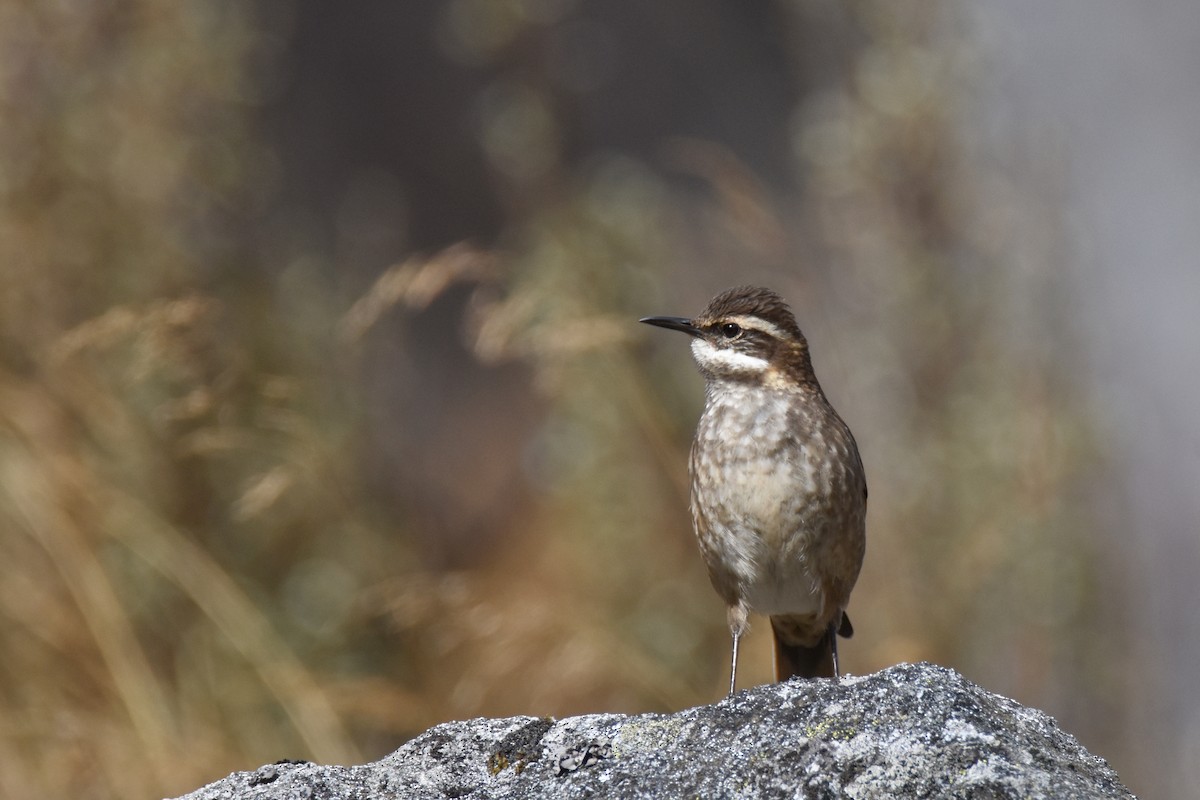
[641,286,867,693]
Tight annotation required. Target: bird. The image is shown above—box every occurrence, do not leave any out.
[640,286,867,695]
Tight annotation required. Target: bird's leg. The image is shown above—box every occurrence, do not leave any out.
[828,620,840,680]
[727,603,749,696]
[728,630,741,696]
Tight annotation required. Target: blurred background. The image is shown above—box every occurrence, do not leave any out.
[1,1,1196,798]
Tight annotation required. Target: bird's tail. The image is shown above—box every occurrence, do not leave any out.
[770,612,853,680]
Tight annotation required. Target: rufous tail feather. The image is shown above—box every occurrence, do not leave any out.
[771,612,853,681]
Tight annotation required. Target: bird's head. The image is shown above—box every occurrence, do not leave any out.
[640,286,814,385]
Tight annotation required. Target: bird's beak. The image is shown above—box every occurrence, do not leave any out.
[639,316,703,337]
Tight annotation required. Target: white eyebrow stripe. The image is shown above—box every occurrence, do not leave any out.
[722,315,787,340]
[690,338,769,373]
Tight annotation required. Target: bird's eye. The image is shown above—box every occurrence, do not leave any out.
[720,322,742,339]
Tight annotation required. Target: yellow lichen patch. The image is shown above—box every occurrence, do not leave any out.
[486,753,509,776]
[614,716,688,758]
[804,719,859,741]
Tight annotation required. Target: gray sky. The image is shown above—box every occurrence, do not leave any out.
[972,3,1200,796]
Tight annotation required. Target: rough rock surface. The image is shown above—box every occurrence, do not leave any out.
[171,662,1134,799]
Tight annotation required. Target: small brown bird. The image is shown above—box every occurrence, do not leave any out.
[641,286,866,694]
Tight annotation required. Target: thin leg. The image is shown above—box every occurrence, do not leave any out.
[725,602,749,697]
[828,621,840,680]
[729,629,741,696]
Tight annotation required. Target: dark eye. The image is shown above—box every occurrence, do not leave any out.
[720,322,742,339]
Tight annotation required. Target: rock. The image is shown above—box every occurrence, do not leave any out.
[170,662,1134,799]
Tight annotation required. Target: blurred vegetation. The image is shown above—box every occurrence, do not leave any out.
[0,1,1137,798]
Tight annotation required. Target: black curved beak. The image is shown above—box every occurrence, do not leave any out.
[639,316,702,337]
